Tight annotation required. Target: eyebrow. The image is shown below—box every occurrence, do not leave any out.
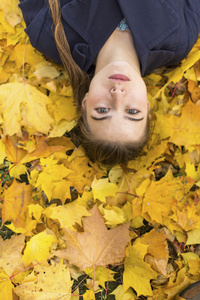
[91,116,144,121]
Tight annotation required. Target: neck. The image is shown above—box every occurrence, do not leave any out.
[94,29,141,75]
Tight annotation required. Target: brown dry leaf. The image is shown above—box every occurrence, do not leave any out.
[0,234,25,277]
[145,254,168,277]
[56,205,130,270]
[188,79,200,103]
[2,179,35,227]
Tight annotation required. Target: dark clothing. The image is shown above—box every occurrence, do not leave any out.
[19,0,200,76]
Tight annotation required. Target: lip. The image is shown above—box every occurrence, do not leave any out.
[109,74,130,82]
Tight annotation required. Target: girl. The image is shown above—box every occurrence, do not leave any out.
[19,0,200,165]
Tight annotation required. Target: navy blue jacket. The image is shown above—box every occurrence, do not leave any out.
[19,0,200,76]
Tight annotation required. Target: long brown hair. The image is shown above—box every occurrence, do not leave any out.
[48,0,89,110]
[48,0,150,165]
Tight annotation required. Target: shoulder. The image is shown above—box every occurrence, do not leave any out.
[118,0,200,74]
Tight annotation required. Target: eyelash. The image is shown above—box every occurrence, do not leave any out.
[95,108,140,114]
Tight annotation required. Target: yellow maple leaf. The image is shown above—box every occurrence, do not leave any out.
[0,234,25,277]
[22,229,57,266]
[6,213,37,235]
[3,135,27,164]
[0,272,13,300]
[100,202,132,227]
[48,93,77,123]
[10,44,43,69]
[0,82,54,136]
[43,200,91,230]
[28,204,44,222]
[0,0,22,27]
[56,205,130,270]
[35,157,72,201]
[15,260,73,300]
[85,266,115,289]
[66,153,105,193]
[123,244,157,296]
[2,179,35,227]
[156,100,200,147]
[186,227,200,245]
[83,290,95,300]
[139,229,169,260]
[20,136,72,164]
[180,253,200,277]
[91,177,118,203]
[154,39,200,100]
[112,285,137,300]
[135,169,194,227]
[33,61,60,80]
[0,139,6,164]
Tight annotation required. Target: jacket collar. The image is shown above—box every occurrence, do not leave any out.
[62,0,179,50]
[118,0,179,52]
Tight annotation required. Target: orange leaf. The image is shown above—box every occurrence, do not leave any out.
[3,136,27,164]
[2,179,34,227]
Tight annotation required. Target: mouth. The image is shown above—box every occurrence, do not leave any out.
[109,74,130,82]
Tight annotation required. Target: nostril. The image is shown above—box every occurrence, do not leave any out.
[111,87,125,93]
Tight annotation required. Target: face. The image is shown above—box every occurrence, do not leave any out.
[82,61,150,143]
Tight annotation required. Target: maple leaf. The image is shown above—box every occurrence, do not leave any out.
[56,205,130,270]
[91,177,118,203]
[20,136,73,164]
[156,100,200,147]
[3,135,27,164]
[0,139,6,164]
[83,290,95,300]
[99,202,132,227]
[134,169,195,229]
[123,244,158,296]
[43,200,91,230]
[0,82,54,136]
[22,229,57,266]
[65,151,106,194]
[139,229,169,260]
[34,156,72,202]
[112,285,137,300]
[85,266,115,289]
[2,179,35,227]
[0,0,22,27]
[15,260,73,300]
[181,252,200,277]
[0,272,13,300]
[33,61,60,80]
[0,234,25,277]
[186,227,200,245]
[10,44,43,69]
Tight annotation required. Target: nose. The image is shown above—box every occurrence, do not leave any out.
[110,87,126,102]
[110,87,125,94]
[110,87,126,109]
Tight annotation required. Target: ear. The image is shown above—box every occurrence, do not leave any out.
[81,93,88,109]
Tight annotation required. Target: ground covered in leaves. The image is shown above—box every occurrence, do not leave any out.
[0,1,200,300]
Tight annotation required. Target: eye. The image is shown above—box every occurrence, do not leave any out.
[126,109,139,114]
[95,107,109,113]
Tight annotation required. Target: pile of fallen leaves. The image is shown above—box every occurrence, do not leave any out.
[0,1,200,299]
